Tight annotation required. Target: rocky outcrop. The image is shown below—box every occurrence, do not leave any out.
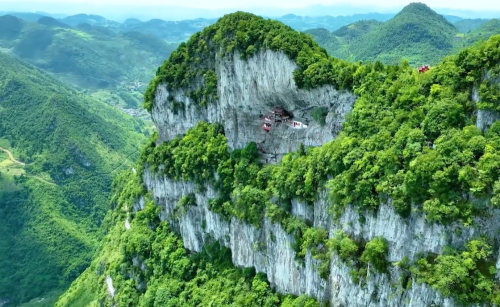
[105,276,115,298]
[142,168,500,307]
[474,70,500,132]
[151,50,356,157]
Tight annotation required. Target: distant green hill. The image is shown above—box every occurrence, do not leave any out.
[276,13,392,32]
[461,19,500,46]
[332,19,382,39]
[304,19,382,61]
[0,14,178,109]
[453,18,489,33]
[0,51,146,306]
[304,28,351,60]
[306,4,500,67]
[306,3,467,66]
[59,13,121,28]
[351,2,458,66]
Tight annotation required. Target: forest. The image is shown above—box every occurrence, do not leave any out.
[0,51,146,306]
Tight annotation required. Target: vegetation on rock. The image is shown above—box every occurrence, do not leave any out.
[55,169,323,307]
[140,9,500,304]
[45,6,500,306]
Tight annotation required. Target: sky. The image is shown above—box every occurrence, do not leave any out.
[1,0,500,20]
[2,0,498,10]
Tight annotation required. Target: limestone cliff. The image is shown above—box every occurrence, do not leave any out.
[151,50,355,159]
[135,12,500,307]
[142,169,500,307]
[141,47,500,306]
[474,69,500,132]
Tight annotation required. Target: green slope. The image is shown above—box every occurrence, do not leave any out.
[307,3,460,66]
[349,3,458,65]
[304,20,382,62]
[331,19,382,39]
[0,14,178,109]
[61,11,500,307]
[454,18,489,33]
[461,19,500,46]
[0,51,146,306]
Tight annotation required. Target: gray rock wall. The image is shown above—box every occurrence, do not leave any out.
[142,169,499,307]
[151,50,355,156]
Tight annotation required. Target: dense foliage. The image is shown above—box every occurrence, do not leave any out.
[55,169,323,307]
[0,51,146,305]
[411,240,500,304]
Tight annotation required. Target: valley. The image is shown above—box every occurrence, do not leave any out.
[0,51,146,306]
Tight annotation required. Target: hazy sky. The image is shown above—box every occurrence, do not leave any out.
[2,0,500,10]
[1,0,500,20]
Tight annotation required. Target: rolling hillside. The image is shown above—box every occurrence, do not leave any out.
[453,18,490,33]
[461,19,500,46]
[347,2,458,65]
[306,3,500,66]
[0,14,178,110]
[0,51,146,306]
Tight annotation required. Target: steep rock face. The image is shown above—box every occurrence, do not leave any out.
[143,46,500,306]
[474,70,500,132]
[143,169,500,306]
[151,50,356,157]
[144,169,328,301]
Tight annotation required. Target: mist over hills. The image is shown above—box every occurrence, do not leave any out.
[1,8,495,43]
[1,1,500,20]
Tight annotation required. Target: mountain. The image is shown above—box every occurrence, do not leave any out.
[0,10,478,45]
[37,16,71,28]
[332,19,383,38]
[0,14,178,110]
[454,18,490,33]
[461,19,500,45]
[307,3,462,66]
[6,11,464,44]
[275,13,392,32]
[0,51,146,306]
[57,10,500,307]
[121,17,217,42]
[304,19,383,62]
[0,11,49,22]
[442,14,463,23]
[59,13,121,28]
[348,2,458,65]
[306,5,500,67]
